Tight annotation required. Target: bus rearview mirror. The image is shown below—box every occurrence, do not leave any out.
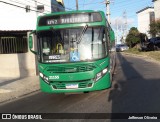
[29,31,37,55]
[29,36,33,49]
[109,30,115,42]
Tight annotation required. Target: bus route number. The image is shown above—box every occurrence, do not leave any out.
[49,76,59,79]
[47,19,58,25]
[49,55,60,60]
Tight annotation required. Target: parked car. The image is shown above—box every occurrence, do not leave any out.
[149,37,160,50]
[140,37,160,51]
[116,44,129,52]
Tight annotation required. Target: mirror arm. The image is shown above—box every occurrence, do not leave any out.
[30,49,37,55]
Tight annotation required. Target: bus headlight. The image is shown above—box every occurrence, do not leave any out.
[39,72,43,78]
[94,67,108,82]
[39,72,49,84]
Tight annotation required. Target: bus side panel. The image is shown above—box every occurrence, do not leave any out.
[93,73,111,91]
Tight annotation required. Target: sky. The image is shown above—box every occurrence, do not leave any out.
[63,0,154,31]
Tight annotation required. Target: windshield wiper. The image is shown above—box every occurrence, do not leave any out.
[77,24,88,44]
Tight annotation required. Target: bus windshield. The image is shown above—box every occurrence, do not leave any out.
[37,26,108,63]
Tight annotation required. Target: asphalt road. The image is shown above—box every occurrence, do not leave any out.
[0,53,160,122]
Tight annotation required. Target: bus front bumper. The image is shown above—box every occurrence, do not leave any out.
[39,73,111,93]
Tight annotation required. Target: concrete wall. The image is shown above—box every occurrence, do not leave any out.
[137,8,154,38]
[153,0,160,20]
[0,52,36,78]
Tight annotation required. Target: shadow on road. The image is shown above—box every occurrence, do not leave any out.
[0,78,24,86]
[108,53,160,121]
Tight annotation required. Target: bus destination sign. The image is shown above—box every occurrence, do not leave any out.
[47,15,89,25]
[39,13,102,26]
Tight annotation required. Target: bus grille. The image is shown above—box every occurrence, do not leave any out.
[47,64,96,73]
[51,80,93,89]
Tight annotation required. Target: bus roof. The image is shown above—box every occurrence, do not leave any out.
[38,10,105,18]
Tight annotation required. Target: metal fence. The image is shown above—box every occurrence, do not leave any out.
[0,37,28,54]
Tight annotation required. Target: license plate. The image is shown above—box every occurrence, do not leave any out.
[66,84,78,89]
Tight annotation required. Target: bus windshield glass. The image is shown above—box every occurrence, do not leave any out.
[37,26,107,63]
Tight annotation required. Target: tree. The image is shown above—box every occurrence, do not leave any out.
[126,27,141,48]
[149,19,160,37]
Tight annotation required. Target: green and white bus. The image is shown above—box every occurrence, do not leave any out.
[29,10,115,93]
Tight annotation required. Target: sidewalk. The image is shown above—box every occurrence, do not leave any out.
[0,76,39,103]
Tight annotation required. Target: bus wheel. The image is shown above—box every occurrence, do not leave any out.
[84,91,89,93]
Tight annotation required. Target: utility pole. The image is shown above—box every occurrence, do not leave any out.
[122,10,128,43]
[116,19,118,44]
[106,0,110,24]
[34,0,38,75]
[35,0,38,17]
[76,0,78,10]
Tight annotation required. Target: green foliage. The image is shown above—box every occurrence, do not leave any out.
[126,27,141,48]
[149,21,158,36]
[139,33,148,42]
[156,20,160,36]
[149,19,160,36]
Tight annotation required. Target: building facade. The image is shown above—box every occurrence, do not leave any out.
[0,0,64,77]
[136,7,155,38]
[152,0,160,20]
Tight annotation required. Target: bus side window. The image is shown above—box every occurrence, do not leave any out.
[103,30,108,55]
[103,31,106,42]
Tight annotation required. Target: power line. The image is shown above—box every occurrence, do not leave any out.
[0,0,74,15]
[79,0,104,6]
[99,1,152,14]
[70,1,104,9]
[8,0,50,13]
[0,0,39,12]
[29,0,74,11]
